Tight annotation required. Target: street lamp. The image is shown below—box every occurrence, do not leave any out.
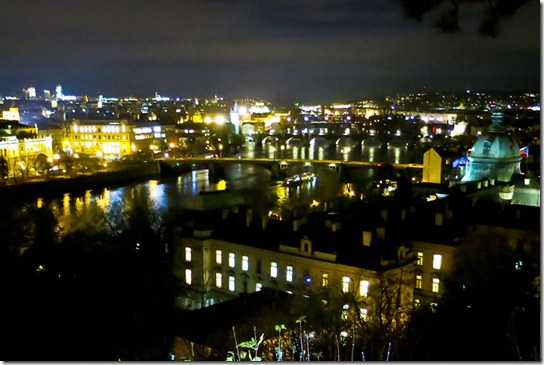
[280,145,285,159]
[219,144,223,158]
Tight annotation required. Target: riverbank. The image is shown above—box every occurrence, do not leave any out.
[0,161,161,204]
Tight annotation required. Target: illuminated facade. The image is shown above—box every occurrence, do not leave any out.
[1,107,21,121]
[172,209,415,327]
[64,119,167,158]
[411,239,455,307]
[0,135,53,177]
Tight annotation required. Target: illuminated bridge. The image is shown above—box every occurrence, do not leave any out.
[159,156,424,180]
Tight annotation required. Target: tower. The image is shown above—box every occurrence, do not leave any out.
[230,101,241,134]
[55,84,63,100]
[461,110,521,183]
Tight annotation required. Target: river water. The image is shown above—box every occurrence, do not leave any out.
[26,143,424,235]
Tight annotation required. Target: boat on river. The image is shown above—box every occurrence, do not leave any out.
[282,172,316,187]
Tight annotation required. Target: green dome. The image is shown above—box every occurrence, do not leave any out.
[461,112,522,183]
[469,131,520,159]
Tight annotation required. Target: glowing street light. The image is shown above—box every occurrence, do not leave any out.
[219,144,223,158]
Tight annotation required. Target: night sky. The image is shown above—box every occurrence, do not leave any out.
[0,0,540,104]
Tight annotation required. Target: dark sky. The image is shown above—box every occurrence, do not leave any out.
[0,0,540,104]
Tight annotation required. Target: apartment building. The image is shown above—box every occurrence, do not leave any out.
[171,191,416,327]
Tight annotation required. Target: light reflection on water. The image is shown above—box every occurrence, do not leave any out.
[35,146,418,234]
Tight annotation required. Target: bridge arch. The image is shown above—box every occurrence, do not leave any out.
[309,136,330,147]
[286,136,303,145]
[261,135,279,145]
[336,136,356,148]
[387,136,409,147]
[361,136,382,147]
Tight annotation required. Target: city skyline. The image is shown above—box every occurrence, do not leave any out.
[0,0,540,104]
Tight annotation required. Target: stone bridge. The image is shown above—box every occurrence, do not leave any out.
[159,156,423,181]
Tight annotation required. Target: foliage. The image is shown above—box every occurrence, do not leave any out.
[1,201,178,360]
[34,153,50,175]
[401,0,531,37]
[237,333,265,361]
[399,227,540,360]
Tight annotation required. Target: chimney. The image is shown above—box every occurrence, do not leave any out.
[362,231,372,246]
[483,180,488,187]
[489,178,495,186]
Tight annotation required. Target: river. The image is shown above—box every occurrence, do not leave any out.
[19,143,424,236]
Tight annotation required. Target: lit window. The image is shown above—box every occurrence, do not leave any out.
[416,275,422,289]
[286,266,294,282]
[215,273,222,288]
[242,256,249,271]
[185,269,192,285]
[417,252,423,266]
[256,283,262,292]
[432,254,442,270]
[322,273,329,287]
[229,253,235,268]
[216,250,222,264]
[229,276,236,292]
[185,247,191,262]
[432,278,440,293]
[515,260,523,270]
[270,262,278,278]
[414,298,421,307]
[342,276,351,293]
[360,308,368,321]
[360,280,370,297]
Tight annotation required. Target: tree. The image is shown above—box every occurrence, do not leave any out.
[34,153,51,176]
[1,199,178,360]
[0,156,8,180]
[401,0,531,37]
[400,225,540,360]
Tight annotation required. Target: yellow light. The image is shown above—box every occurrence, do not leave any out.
[53,153,60,160]
[204,116,212,124]
[215,115,225,124]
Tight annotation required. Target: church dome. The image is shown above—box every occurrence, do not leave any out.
[461,111,522,183]
[469,130,520,159]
